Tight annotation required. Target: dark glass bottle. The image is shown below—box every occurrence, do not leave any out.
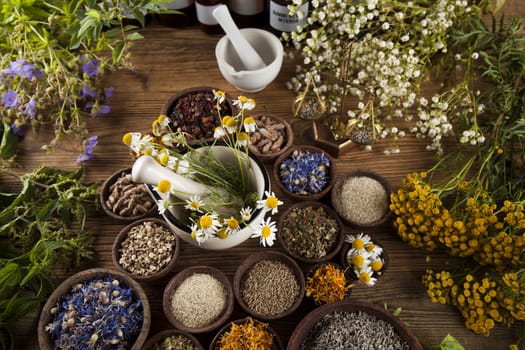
[157,0,197,28]
[195,0,225,34]
[229,0,265,28]
[268,0,309,34]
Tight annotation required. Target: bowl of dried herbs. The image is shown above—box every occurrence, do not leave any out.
[142,329,204,350]
[277,201,344,264]
[288,300,423,350]
[38,268,150,350]
[233,251,305,321]
[210,317,284,350]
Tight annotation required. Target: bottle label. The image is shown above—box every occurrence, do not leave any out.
[196,2,220,25]
[269,1,308,32]
[229,0,264,16]
[160,0,194,10]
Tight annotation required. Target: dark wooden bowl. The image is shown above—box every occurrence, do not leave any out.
[288,300,423,350]
[38,268,150,350]
[163,266,234,334]
[331,169,393,228]
[340,239,389,283]
[160,86,234,143]
[273,145,335,202]
[248,114,294,162]
[305,261,353,305]
[277,201,344,264]
[100,167,157,222]
[209,317,284,350]
[112,218,180,281]
[142,329,204,350]
[233,251,305,321]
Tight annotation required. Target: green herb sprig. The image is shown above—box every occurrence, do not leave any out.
[0,166,99,350]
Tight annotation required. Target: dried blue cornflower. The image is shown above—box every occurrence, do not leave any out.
[45,274,144,349]
[278,150,331,195]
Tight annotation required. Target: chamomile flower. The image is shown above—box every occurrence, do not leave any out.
[240,207,253,222]
[251,217,277,247]
[346,248,371,268]
[157,199,170,215]
[214,89,226,104]
[198,213,221,236]
[367,243,384,259]
[357,266,377,286]
[234,96,256,110]
[345,233,372,251]
[217,228,229,240]
[222,116,237,134]
[214,126,226,139]
[371,257,384,273]
[152,115,171,136]
[225,216,240,234]
[158,152,169,166]
[236,132,250,147]
[176,159,191,175]
[185,195,204,212]
[243,116,256,132]
[157,179,171,193]
[256,191,283,215]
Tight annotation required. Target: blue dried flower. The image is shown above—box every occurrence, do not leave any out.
[82,59,100,77]
[279,150,331,195]
[2,88,18,108]
[76,135,98,163]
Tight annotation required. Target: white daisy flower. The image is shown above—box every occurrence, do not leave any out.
[251,217,277,247]
[256,191,283,215]
[345,233,372,251]
[185,195,204,212]
[240,207,253,222]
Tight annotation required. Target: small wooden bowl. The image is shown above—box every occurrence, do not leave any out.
[233,251,305,321]
[288,300,423,350]
[277,201,344,264]
[163,266,234,334]
[305,262,353,305]
[331,170,393,228]
[209,317,284,350]
[38,268,150,350]
[273,145,335,202]
[142,329,204,350]
[100,167,157,222]
[340,239,389,283]
[248,114,294,162]
[160,86,234,143]
[112,218,180,281]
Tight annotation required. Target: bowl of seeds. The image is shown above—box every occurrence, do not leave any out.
[331,170,393,228]
[248,114,294,162]
[233,251,305,321]
[38,268,150,350]
[210,317,284,350]
[273,145,335,202]
[305,262,354,305]
[160,86,234,143]
[162,265,234,334]
[288,300,423,350]
[142,329,204,350]
[100,167,157,222]
[112,218,180,281]
[277,201,344,264]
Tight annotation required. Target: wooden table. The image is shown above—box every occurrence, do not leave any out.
[10,2,524,348]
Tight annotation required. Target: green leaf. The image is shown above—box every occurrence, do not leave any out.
[112,42,126,63]
[439,334,465,350]
[0,122,20,160]
[126,32,143,41]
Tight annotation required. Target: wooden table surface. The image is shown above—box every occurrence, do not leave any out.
[9,2,524,349]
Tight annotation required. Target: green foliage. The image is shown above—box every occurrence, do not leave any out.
[0,166,99,350]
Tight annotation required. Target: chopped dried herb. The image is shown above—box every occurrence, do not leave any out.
[306,263,353,304]
[216,317,274,350]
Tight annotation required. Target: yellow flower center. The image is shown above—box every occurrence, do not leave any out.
[238,132,249,141]
[244,116,255,125]
[191,230,197,240]
[190,201,200,210]
[352,238,365,250]
[261,225,272,239]
[217,229,229,239]
[366,243,376,252]
[122,133,133,146]
[200,215,213,229]
[266,196,279,209]
[359,271,371,284]
[158,153,169,166]
[351,255,365,268]
[227,217,239,230]
[157,179,171,193]
[372,260,383,272]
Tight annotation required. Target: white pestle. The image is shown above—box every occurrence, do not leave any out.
[131,155,210,201]
[212,4,266,71]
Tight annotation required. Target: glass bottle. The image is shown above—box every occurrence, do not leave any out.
[229,0,265,28]
[195,0,225,34]
[268,0,309,34]
[157,0,197,28]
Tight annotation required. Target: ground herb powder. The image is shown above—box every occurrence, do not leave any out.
[336,176,388,225]
[171,273,227,328]
[300,311,410,350]
[240,259,300,316]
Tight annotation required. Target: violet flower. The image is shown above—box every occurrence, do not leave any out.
[2,89,18,108]
[82,59,100,77]
[76,135,98,163]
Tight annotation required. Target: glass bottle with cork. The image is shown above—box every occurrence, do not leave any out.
[268,0,309,35]
[157,0,197,28]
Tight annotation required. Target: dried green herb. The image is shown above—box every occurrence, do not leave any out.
[0,166,99,350]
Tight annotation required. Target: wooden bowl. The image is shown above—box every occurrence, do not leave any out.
[38,268,150,350]
[277,201,344,264]
[142,329,204,350]
[100,167,157,222]
[160,86,234,143]
[163,266,234,334]
[273,145,335,201]
[248,114,294,162]
[288,300,423,350]
[340,239,389,284]
[209,317,284,350]
[233,251,305,321]
[331,170,393,228]
[305,262,353,305]
[112,218,180,281]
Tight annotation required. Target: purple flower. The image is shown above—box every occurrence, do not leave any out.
[7,58,43,79]
[10,122,25,137]
[24,98,37,119]
[2,89,18,108]
[81,85,97,99]
[95,105,111,116]
[104,86,114,100]
[82,59,100,77]
[76,135,98,163]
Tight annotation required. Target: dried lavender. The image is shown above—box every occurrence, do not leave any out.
[300,311,410,350]
[278,150,331,195]
[45,275,144,349]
